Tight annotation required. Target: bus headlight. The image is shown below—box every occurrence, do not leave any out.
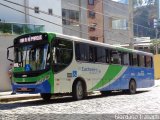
[36,75,50,84]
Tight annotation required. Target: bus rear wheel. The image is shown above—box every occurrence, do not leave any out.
[129,80,136,94]
[40,93,52,101]
[72,80,85,100]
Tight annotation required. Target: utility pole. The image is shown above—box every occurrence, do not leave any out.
[24,0,29,23]
[128,0,134,49]
[79,0,82,39]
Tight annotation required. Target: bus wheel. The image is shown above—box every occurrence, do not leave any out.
[129,80,136,94]
[72,80,85,100]
[40,93,52,101]
[100,91,112,96]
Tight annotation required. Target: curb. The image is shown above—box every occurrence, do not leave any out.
[0,95,40,103]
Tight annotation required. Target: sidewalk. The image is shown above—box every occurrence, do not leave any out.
[0,92,40,103]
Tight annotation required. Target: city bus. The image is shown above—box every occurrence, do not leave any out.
[7,32,154,101]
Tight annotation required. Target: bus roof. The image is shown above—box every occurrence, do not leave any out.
[54,32,153,57]
[15,32,153,56]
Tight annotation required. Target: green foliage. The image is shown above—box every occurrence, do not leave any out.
[0,23,12,34]
[133,0,155,7]
[151,39,160,45]
[133,3,156,38]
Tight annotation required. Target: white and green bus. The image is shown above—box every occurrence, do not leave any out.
[7,32,154,100]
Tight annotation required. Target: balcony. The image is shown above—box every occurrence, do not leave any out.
[0,22,44,35]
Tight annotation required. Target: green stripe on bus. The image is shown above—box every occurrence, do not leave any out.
[48,70,54,93]
[92,65,123,90]
[48,33,56,93]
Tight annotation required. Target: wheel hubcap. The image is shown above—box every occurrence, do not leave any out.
[76,81,83,99]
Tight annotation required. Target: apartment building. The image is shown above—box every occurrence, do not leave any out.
[87,0,104,43]
[103,0,132,44]
[62,0,132,45]
[61,0,88,39]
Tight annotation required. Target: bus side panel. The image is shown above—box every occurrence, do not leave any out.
[99,67,154,91]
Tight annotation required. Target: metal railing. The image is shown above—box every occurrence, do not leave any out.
[0,22,44,35]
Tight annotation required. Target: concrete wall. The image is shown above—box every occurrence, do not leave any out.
[0,0,62,33]
[103,0,131,44]
[28,0,62,33]
[62,0,88,39]
[104,0,129,19]
[0,35,18,92]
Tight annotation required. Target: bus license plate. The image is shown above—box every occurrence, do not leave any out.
[21,87,28,91]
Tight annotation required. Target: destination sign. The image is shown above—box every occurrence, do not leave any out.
[14,33,48,45]
[19,35,43,43]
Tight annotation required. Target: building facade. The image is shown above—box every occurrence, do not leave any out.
[103,0,132,44]
[0,0,62,33]
[61,0,88,39]
[87,0,104,43]
[61,0,132,45]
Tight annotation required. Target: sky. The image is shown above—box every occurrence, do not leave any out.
[112,0,128,4]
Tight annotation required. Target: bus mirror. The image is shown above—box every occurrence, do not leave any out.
[7,46,14,62]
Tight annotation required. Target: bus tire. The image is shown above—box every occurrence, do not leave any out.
[40,93,52,101]
[128,79,136,94]
[72,80,86,100]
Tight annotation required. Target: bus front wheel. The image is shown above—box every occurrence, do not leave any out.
[72,80,85,100]
[40,93,52,101]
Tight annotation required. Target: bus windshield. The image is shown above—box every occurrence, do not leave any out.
[14,43,50,72]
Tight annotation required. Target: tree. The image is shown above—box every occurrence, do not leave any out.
[133,0,143,7]
[133,0,155,7]
[150,39,160,54]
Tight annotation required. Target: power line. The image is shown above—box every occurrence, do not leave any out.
[0,2,92,37]
[1,0,129,43]
[2,0,129,37]
[68,1,157,41]
[2,0,152,43]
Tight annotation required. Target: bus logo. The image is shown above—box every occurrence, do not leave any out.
[72,71,77,77]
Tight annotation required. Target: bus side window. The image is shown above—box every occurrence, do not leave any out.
[106,49,110,63]
[53,38,73,73]
[75,43,89,61]
[89,46,96,62]
[75,43,81,60]
[96,47,106,63]
[110,50,121,65]
[151,57,153,68]
[145,56,152,68]
[132,53,138,67]
[139,55,145,67]
[129,53,133,66]
[121,52,129,65]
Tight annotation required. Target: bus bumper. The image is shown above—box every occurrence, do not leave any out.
[12,80,51,94]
